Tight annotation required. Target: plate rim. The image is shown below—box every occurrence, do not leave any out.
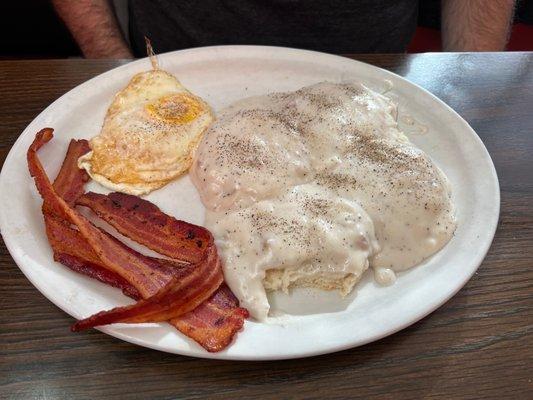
[0,45,500,360]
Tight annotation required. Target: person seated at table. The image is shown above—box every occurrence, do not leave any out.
[52,0,516,58]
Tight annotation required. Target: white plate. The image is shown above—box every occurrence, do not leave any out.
[0,46,499,360]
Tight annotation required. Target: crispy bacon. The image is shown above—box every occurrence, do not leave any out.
[52,138,90,205]
[71,244,222,330]
[42,137,142,299]
[171,284,249,352]
[28,128,223,325]
[45,214,142,299]
[47,201,245,351]
[75,191,249,349]
[28,128,247,351]
[77,191,212,263]
[44,211,182,297]
[57,253,143,300]
[29,130,191,295]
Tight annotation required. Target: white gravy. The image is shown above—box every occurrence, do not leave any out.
[191,82,456,320]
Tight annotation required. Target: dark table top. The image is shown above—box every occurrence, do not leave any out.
[0,53,532,400]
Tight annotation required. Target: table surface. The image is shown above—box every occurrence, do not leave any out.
[0,52,532,400]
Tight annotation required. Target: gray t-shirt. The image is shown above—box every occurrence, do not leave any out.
[129,0,418,56]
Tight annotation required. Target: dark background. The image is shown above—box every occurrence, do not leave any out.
[0,0,531,59]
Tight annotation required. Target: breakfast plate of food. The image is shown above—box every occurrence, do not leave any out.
[0,45,499,360]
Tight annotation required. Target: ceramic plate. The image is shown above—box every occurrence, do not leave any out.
[0,46,499,360]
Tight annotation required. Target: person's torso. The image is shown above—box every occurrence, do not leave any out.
[129,0,418,55]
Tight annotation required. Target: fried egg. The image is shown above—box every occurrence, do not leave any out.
[79,68,213,195]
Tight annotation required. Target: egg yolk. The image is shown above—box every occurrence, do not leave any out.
[146,93,203,124]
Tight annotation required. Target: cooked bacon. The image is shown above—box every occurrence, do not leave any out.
[28,128,223,324]
[57,253,142,300]
[72,191,249,337]
[71,244,222,330]
[29,130,187,296]
[29,128,247,351]
[76,192,249,350]
[45,204,184,295]
[46,206,245,351]
[45,213,103,266]
[171,284,249,352]
[45,210,184,293]
[40,136,142,299]
[45,213,142,300]
[52,138,90,205]
[77,191,212,263]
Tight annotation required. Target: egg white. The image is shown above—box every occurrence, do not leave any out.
[79,69,214,195]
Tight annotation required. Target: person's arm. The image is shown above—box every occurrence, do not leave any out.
[441,0,515,51]
[52,0,132,58]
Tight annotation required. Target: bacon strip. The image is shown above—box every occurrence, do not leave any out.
[71,244,222,330]
[45,214,142,300]
[28,128,223,325]
[57,253,143,300]
[47,197,246,351]
[30,128,247,351]
[77,191,212,263]
[40,137,141,298]
[75,191,249,349]
[30,130,193,293]
[43,138,142,297]
[172,284,249,352]
[52,138,90,205]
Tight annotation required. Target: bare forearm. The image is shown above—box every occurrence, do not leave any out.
[52,0,132,58]
[442,0,515,51]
